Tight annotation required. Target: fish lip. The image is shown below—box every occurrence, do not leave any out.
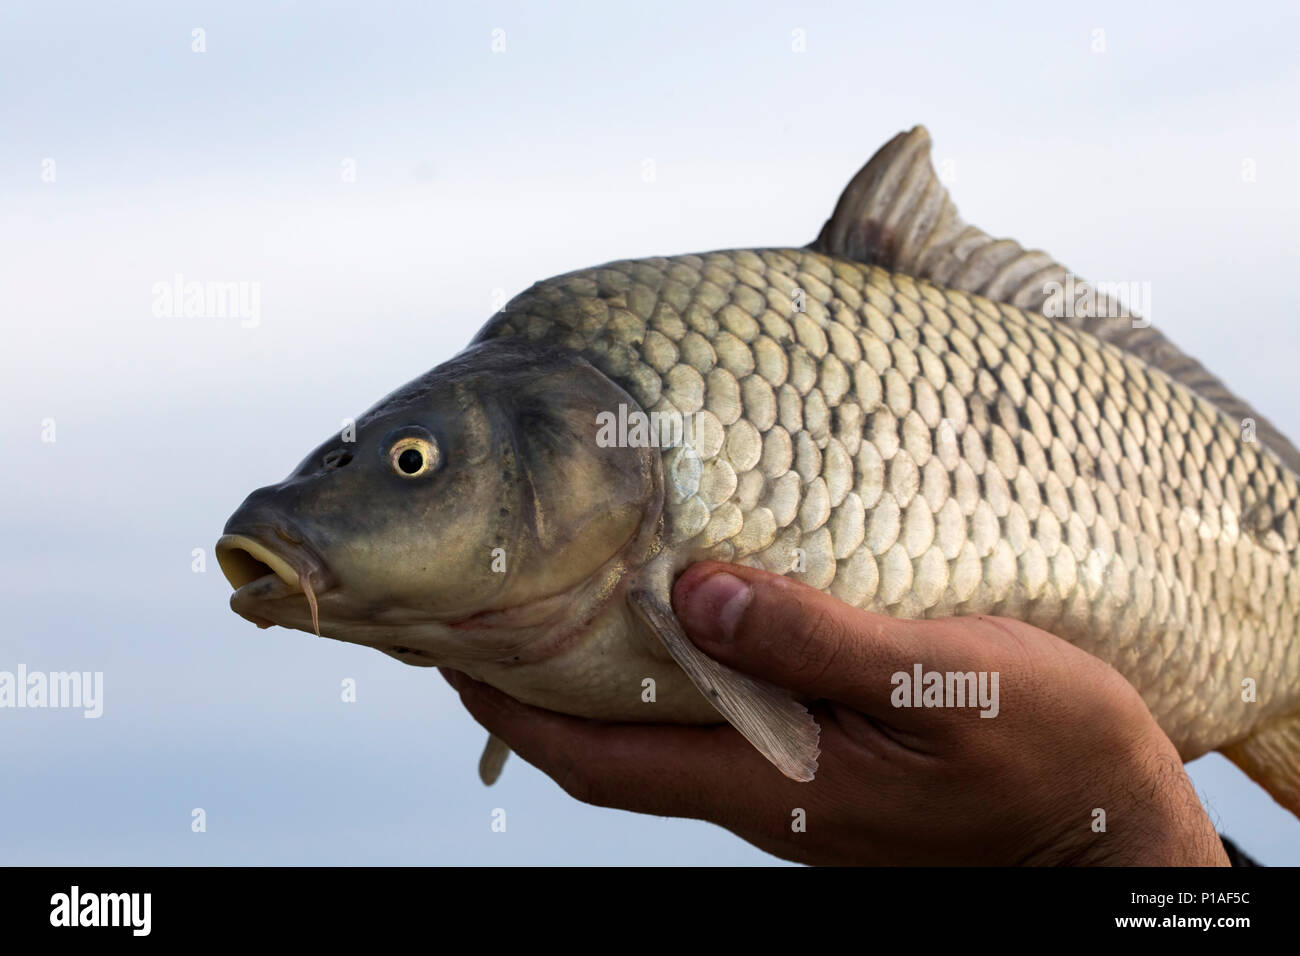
[217,529,328,589]
[216,527,334,629]
[217,533,300,591]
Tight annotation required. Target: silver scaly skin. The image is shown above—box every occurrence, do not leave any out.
[477,246,1300,763]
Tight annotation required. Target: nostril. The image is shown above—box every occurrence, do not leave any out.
[323,449,353,470]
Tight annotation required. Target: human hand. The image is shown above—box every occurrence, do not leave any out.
[441,561,1228,866]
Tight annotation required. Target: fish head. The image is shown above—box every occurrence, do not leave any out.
[216,342,663,666]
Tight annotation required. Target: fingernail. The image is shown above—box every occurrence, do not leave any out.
[680,571,751,644]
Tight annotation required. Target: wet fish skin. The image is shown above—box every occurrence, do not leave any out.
[477,245,1300,764]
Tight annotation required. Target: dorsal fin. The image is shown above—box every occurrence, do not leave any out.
[812,126,1300,476]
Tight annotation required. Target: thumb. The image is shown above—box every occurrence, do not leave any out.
[671,562,971,712]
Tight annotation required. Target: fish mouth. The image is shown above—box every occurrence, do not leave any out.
[216,531,330,635]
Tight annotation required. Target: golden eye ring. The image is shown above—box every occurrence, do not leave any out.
[388,436,438,478]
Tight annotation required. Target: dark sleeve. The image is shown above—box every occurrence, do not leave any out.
[1219,835,1261,867]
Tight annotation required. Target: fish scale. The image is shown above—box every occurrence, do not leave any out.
[479,245,1300,760]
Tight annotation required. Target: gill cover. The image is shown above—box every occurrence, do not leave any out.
[325,340,663,621]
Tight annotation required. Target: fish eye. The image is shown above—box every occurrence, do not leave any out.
[388,436,439,478]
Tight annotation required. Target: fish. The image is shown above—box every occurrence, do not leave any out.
[216,126,1300,815]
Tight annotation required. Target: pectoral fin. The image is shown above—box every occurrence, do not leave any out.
[478,733,511,786]
[629,588,820,782]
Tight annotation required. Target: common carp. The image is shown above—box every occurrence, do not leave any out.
[217,127,1300,816]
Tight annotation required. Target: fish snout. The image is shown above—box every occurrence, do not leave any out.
[216,517,333,634]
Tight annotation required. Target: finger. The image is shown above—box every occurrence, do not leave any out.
[438,668,785,821]
[671,562,1004,714]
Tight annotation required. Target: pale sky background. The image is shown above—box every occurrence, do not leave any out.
[2,0,1298,865]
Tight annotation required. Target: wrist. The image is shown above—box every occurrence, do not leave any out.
[1076,745,1229,866]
